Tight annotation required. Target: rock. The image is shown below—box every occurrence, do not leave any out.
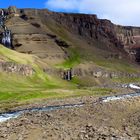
[86,123,92,127]
[0,61,34,76]
[93,71,102,78]
[8,6,17,14]
[6,122,10,128]
[55,38,70,48]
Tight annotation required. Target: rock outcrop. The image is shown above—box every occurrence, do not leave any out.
[50,13,121,48]
[49,12,140,62]
[73,66,140,78]
[115,26,140,63]
[0,61,34,76]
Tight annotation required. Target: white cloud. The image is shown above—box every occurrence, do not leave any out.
[45,0,140,26]
[45,0,78,11]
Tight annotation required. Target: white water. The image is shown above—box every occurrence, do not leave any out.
[0,103,84,123]
[101,92,140,103]
[129,84,140,90]
[0,112,21,123]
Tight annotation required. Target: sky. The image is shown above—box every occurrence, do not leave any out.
[0,0,140,26]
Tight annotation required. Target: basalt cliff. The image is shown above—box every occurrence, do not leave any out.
[9,8,140,62]
[0,7,140,86]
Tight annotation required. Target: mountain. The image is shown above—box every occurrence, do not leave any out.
[1,6,140,139]
[8,8,140,63]
[1,6,140,91]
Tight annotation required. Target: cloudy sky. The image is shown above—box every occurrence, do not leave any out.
[0,0,140,26]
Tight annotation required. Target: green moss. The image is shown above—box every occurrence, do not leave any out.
[94,58,139,73]
[112,77,140,83]
[56,48,81,69]
[0,45,35,64]
[0,87,115,110]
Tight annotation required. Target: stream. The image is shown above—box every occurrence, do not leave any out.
[0,103,84,123]
[0,91,140,123]
[100,92,140,102]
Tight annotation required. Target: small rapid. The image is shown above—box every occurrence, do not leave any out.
[0,103,84,123]
[100,92,140,102]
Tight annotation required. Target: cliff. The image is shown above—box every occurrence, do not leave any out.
[0,7,140,86]
[115,26,140,62]
[8,8,139,63]
[48,12,140,62]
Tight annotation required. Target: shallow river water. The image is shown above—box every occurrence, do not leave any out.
[1,91,140,123]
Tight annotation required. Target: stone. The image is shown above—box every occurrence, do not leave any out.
[0,61,34,76]
[93,71,102,78]
[6,122,10,128]
[8,6,17,14]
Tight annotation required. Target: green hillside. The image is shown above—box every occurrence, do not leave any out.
[0,45,118,111]
[0,8,140,111]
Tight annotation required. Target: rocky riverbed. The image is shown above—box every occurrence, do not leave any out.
[0,96,140,140]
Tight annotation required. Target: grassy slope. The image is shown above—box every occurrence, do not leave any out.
[41,18,140,86]
[0,15,139,110]
[0,45,116,111]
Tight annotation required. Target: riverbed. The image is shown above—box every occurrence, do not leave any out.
[1,91,140,123]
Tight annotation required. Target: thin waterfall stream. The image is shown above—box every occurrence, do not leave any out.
[0,9,12,49]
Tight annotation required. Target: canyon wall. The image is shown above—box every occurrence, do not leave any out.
[49,12,140,62]
[2,7,140,64]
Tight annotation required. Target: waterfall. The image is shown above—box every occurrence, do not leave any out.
[0,9,12,49]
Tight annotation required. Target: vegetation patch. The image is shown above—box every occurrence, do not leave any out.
[0,86,116,111]
[56,48,81,69]
[112,77,140,83]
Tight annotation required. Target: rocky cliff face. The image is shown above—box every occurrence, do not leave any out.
[0,61,34,76]
[115,26,140,63]
[49,12,140,62]
[50,13,120,47]
[1,7,140,66]
[3,7,140,64]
